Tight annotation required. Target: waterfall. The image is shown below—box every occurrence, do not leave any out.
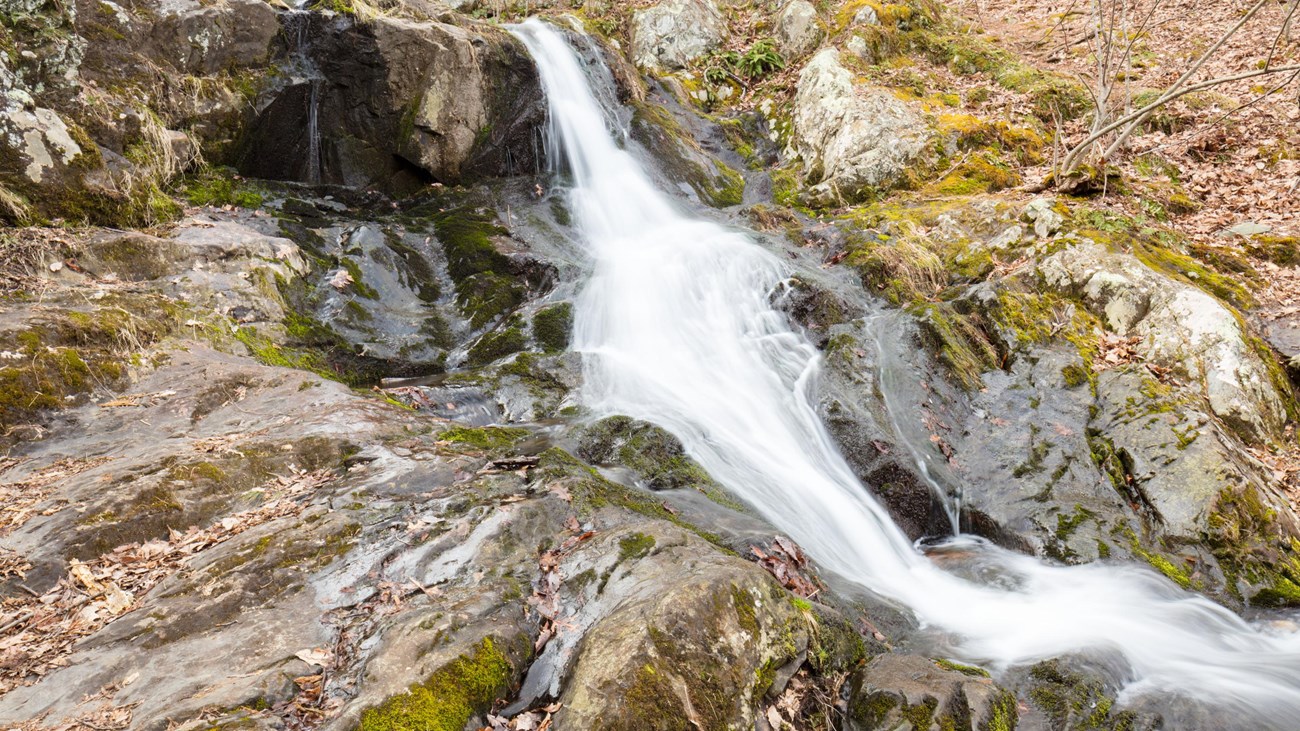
[285,8,324,184]
[306,77,322,185]
[510,19,1300,728]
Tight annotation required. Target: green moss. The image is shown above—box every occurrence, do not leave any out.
[731,585,758,636]
[177,169,264,208]
[1072,207,1253,309]
[924,152,1020,196]
[753,657,778,695]
[532,303,573,353]
[466,326,526,367]
[1246,234,1300,266]
[232,325,340,383]
[534,448,734,554]
[703,164,745,208]
[913,302,1000,391]
[0,303,177,433]
[629,100,745,210]
[358,637,512,731]
[619,532,657,562]
[576,416,730,501]
[1027,660,1136,730]
[1061,363,1090,388]
[1205,485,1300,607]
[935,658,990,677]
[431,207,526,329]
[933,113,1045,165]
[982,690,1019,731]
[853,692,901,727]
[437,426,528,451]
[338,258,379,300]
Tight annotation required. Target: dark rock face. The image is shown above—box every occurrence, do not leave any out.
[237,14,546,194]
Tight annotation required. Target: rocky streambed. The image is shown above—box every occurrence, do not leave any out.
[2,0,1300,729]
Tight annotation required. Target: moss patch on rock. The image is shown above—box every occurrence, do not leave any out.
[430,205,528,329]
[437,425,529,451]
[358,636,513,731]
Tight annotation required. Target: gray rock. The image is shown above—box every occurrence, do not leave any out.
[554,524,808,729]
[853,4,879,25]
[1021,197,1063,238]
[792,49,930,204]
[775,0,823,59]
[630,0,726,70]
[146,0,279,75]
[1224,221,1271,237]
[1039,240,1285,440]
[845,654,1015,731]
[846,34,872,61]
[238,16,545,192]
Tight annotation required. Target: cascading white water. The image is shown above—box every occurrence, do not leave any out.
[511,19,1300,727]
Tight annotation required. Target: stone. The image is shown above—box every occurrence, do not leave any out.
[845,654,1016,731]
[775,0,823,59]
[792,49,930,204]
[630,0,726,70]
[1020,197,1063,238]
[853,4,879,25]
[1224,221,1272,237]
[554,524,809,729]
[237,16,545,193]
[1039,240,1286,440]
[846,34,871,61]
[145,0,279,75]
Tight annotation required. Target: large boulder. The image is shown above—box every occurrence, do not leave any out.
[791,49,930,204]
[1038,240,1286,440]
[845,654,1017,730]
[553,524,813,729]
[630,0,726,71]
[775,0,823,59]
[237,14,545,193]
[143,0,280,75]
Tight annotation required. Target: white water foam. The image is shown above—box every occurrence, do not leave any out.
[511,19,1300,727]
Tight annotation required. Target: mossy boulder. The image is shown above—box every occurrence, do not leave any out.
[1038,240,1286,441]
[791,49,931,205]
[846,653,1017,731]
[358,636,518,731]
[576,416,715,493]
[629,0,725,71]
[554,527,815,730]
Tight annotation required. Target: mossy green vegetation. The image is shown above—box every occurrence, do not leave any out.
[437,425,528,451]
[1027,660,1137,730]
[175,168,264,208]
[467,325,527,367]
[358,637,512,731]
[232,325,343,383]
[1070,207,1252,310]
[912,301,1000,391]
[0,298,178,436]
[935,658,989,677]
[430,206,528,329]
[619,532,656,561]
[576,416,739,509]
[1205,485,1300,607]
[534,448,733,553]
[532,303,573,353]
[629,99,746,209]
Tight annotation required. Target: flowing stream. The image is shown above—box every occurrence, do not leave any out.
[511,19,1300,727]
